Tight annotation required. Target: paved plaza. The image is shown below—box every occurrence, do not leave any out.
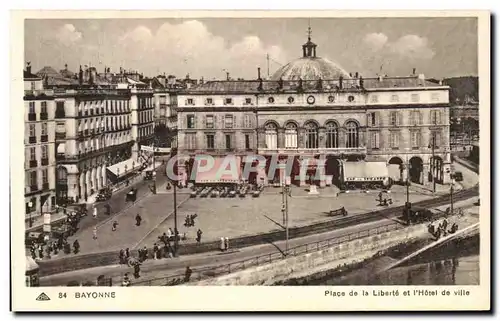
[40,160,478,261]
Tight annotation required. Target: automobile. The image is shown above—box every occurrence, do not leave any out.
[96,188,112,202]
[453,172,464,182]
[126,188,137,202]
[25,232,44,246]
[144,170,156,181]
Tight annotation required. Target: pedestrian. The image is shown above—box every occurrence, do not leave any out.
[112,220,118,232]
[153,243,159,260]
[196,229,202,244]
[142,246,148,261]
[135,213,142,226]
[93,226,98,240]
[133,263,141,279]
[119,249,125,264]
[184,266,192,282]
[174,228,179,241]
[224,237,229,251]
[219,237,225,252]
[167,228,173,241]
[125,247,130,259]
[73,239,80,254]
[93,205,98,219]
[122,273,131,286]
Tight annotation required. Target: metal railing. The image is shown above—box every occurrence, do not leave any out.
[133,221,403,286]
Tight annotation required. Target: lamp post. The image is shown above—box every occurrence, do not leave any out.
[428,133,436,193]
[449,172,455,216]
[281,184,290,256]
[28,201,33,228]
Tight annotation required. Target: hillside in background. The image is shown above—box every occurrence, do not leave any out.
[429,76,479,104]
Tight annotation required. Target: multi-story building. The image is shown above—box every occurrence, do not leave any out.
[175,33,451,188]
[38,65,150,204]
[24,64,56,223]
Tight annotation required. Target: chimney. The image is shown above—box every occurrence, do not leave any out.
[378,75,383,82]
[257,67,261,80]
[226,72,230,81]
[439,79,443,85]
[79,65,83,85]
[412,68,416,75]
[26,62,31,74]
[418,73,425,80]
[355,72,359,78]
[200,77,204,84]
[359,76,364,88]
[339,76,343,89]
[349,72,353,78]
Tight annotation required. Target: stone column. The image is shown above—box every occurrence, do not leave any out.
[299,158,308,187]
[277,128,285,150]
[278,161,286,186]
[338,128,346,148]
[318,127,326,149]
[422,163,429,185]
[256,161,268,186]
[317,158,326,188]
[257,128,266,149]
[298,128,305,149]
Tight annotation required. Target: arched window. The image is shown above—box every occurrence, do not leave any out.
[265,122,278,149]
[326,122,339,148]
[285,122,298,149]
[346,121,359,148]
[305,122,318,149]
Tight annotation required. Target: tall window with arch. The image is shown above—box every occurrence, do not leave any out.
[345,121,359,148]
[284,122,298,149]
[265,122,278,149]
[305,122,318,149]
[326,122,339,148]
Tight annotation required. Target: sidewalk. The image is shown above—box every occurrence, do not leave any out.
[39,197,479,286]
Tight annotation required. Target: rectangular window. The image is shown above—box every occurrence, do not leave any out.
[410,130,421,149]
[206,98,213,105]
[411,94,419,102]
[370,131,380,149]
[244,114,252,128]
[55,101,65,118]
[30,147,36,160]
[41,123,48,135]
[245,98,252,105]
[187,98,194,105]
[430,110,441,125]
[225,98,233,105]
[225,134,232,149]
[29,102,35,114]
[31,82,36,90]
[410,111,421,125]
[41,145,48,159]
[431,132,441,148]
[391,94,399,103]
[370,95,378,103]
[390,132,400,149]
[29,171,37,186]
[186,115,195,129]
[205,115,214,129]
[206,134,215,149]
[245,134,250,150]
[224,115,234,129]
[41,101,47,113]
[390,112,399,126]
[42,169,48,183]
[185,133,197,150]
[431,92,440,101]
[368,112,377,126]
[29,124,36,137]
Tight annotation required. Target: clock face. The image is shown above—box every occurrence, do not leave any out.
[307,95,315,105]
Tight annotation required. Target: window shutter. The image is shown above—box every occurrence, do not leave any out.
[437,111,442,125]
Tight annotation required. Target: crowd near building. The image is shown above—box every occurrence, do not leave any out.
[175,30,452,189]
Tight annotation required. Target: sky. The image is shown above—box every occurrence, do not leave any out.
[24,17,478,80]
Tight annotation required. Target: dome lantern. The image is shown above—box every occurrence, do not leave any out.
[302,25,317,58]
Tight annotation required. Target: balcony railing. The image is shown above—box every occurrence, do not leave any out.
[40,135,48,143]
[24,89,54,97]
[41,158,49,166]
[258,147,367,155]
[28,136,36,144]
[30,185,38,192]
[29,160,37,168]
[40,112,48,120]
[28,113,36,121]
[55,132,66,140]
[42,182,49,190]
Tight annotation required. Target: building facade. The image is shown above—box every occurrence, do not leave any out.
[24,64,56,221]
[175,35,451,188]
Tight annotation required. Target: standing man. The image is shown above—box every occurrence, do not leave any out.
[196,229,203,245]
[92,205,98,219]
[93,226,98,240]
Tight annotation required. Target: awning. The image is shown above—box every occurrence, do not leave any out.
[56,143,65,155]
[194,156,241,184]
[143,161,162,172]
[60,164,78,174]
[343,161,389,182]
[107,158,142,179]
[141,145,172,153]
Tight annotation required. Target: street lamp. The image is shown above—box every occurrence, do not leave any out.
[281,183,290,256]
[449,171,455,216]
[428,133,437,194]
[27,201,33,228]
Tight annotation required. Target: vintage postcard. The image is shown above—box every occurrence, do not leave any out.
[11,10,490,311]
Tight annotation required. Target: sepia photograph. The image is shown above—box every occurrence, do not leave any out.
[11,10,490,311]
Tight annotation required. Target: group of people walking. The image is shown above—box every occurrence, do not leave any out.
[428,218,459,240]
[29,237,81,260]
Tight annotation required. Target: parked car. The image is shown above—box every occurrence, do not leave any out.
[96,188,112,202]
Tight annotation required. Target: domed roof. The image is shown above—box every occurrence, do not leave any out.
[271,57,350,81]
[271,26,350,81]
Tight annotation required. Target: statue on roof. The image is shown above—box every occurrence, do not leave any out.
[278,77,284,90]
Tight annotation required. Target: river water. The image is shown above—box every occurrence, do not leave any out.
[296,234,480,286]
